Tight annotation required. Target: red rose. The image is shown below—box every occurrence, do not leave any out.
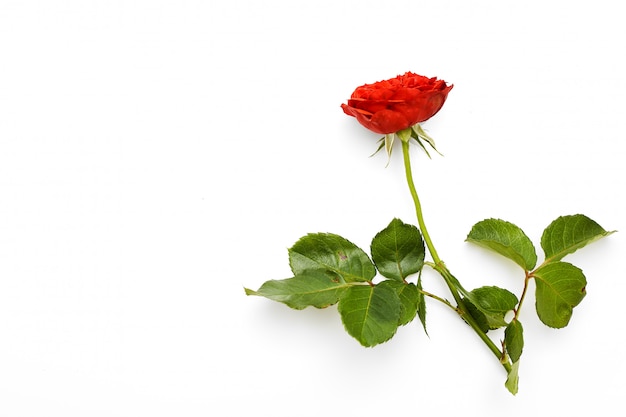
[341,72,453,134]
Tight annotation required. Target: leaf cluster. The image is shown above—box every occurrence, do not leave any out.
[245,218,428,347]
[245,213,613,394]
[465,214,614,393]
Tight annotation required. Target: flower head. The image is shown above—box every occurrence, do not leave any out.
[341,72,453,134]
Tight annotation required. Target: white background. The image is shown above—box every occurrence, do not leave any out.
[1,0,624,415]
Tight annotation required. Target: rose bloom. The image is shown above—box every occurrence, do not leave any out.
[341,72,453,135]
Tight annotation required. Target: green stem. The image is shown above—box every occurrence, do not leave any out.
[401,139,511,373]
[513,271,533,321]
[419,289,455,311]
[401,140,441,264]
[436,266,511,372]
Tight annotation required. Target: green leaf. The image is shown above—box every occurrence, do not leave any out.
[378,280,418,326]
[533,262,587,328]
[505,360,520,395]
[504,320,524,363]
[289,233,376,283]
[338,283,401,347]
[416,275,427,335]
[244,270,350,309]
[541,214,615,263]
[463,300,490,333]
[370,218,425,282]
[466,218,537,271]
[464,286,518,329]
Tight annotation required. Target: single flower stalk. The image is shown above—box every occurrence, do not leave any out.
[246,71,613,396]
[341,72,452,265]
[342,72,507,371]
